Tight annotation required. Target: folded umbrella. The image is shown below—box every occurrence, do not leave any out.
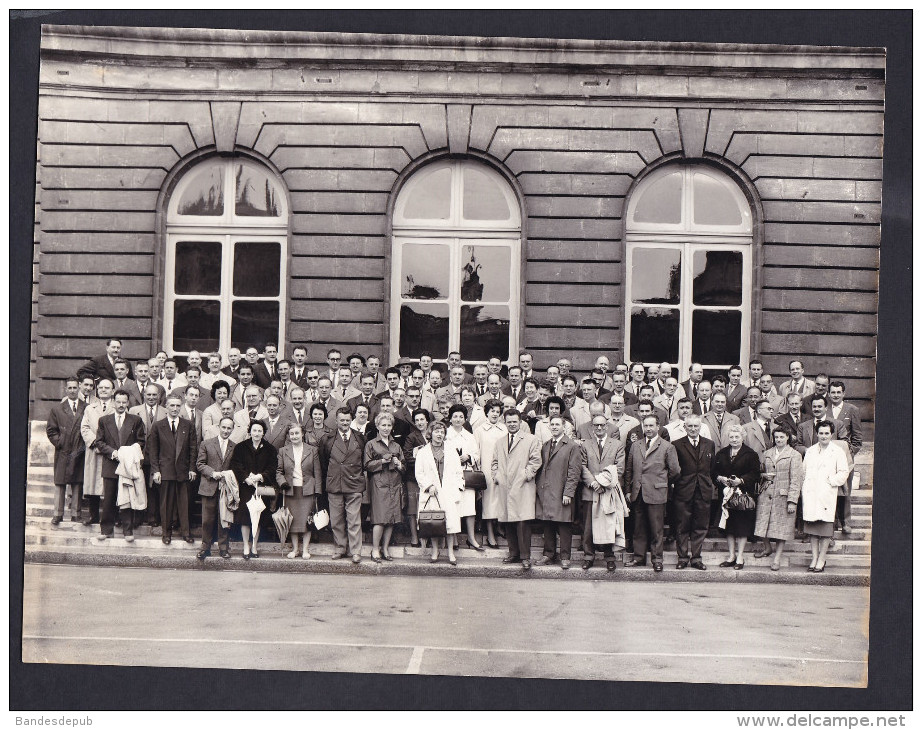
[246,493,266,528]
[272,501,294,546]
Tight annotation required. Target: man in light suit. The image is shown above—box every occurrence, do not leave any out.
[778,359,816,401]
[93,389,146,541]
[623,414,680,572]
[795,395,848,455]
[129,383,168,527]
[671,414,716,570]
[626,384,669,426]
[701,392,741,451]
[312,377,343,431]
[76,338,121,384]
[263,394,292,451]
[436,365,468,404]
[319,408,367,563]
[128,359,163,408]
[479,373,505,408]
[195,416,235,560]
[580,413,626,571]
[222,347,243,380]
[757,374,785,414]
[148,393,198,545]
[534,416,583,570]
[46,377,87,525]
[233,386,270,443]
[828,381,863,535]
[742,399,777,455]
[231,365,263,410]
[653,376,682,418]
[666,399,712,441]
[204,399,237,441]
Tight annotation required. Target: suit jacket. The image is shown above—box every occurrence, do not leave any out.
[111,378,138,404]
[672,435,717,501]
[148,416,197,481]
[346,393,381,419]
[742,419,776,454]
[263,414,293,451]
[778,378,816,400]
[319,429,367,494]
[231,383,264,410]
[502,384,525,403]
[652,393,680,417]
[701,411,741,451]
[76,353,117,384]
[829,401,863,455]
[128,403,168,438]
[624,436,680,505]
[311,397,344,431]
[290,367,310,390]
[47,398,87,485]
[610,390,639,407]
[196,436,235,497]
[180,405,204,445]
[252,361,277,390]
[575,419,620,441]
[276,442,323,497]
[773,411,803,437]
[95,412,146,479]
[795,416,848,456]
[733,405,758,425]
[625,403,669,426]
[126,380,164,408]
[580,433,625,501]
[679,379,704,401]
[232,405,270,444]
[725,383,749,412]
[535,435,582,522]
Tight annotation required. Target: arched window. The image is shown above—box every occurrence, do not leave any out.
[390,159,521,365]
[164,158,288,357]
[624,164,754,378]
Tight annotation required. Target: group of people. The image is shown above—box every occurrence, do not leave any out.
[44,340,862,572]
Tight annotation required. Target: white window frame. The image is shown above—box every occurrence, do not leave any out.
[625,164,753,375]
[165,159,288,357]
[391,160,521,367]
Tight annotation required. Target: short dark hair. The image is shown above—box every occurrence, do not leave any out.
[112,388,130,401]
[210,381,230,400]
[292,345,307,356]
[711,375,727,385]
[384,366,400,378]
[809,394,828,407]
[309,403,328,419]
[106,339,122,347]
[411,408,432,423]
[503,408,522,421]
[728,365,743,375]
[185,366,202,376]
[327,348,342,358]
[829,380,846,391]
[264,342,278,351]
[561,374,578,386]
[676,397,693,408]
[348,352,366,365]
[336,406,353,419]
[789,359,804,369]
[749,359,763,368]
[545,396,565,412]
[238,364,253,375]
[112,358,130,368]
[484,398,504,415]
[815,419,834,435]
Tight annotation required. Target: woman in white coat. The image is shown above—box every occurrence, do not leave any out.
[801,420,850,573]
[473,398,507,548]
[415,420,465,565]
[444,403,483,551]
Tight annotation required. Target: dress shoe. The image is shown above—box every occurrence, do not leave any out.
[196,550,210,561]
[623,558,646,568]
[719,559,736,568]
[243,553,250,560]
[560,559,571,570]
[734,561,745,570]
[51,515,63,526]
[382,554,394,562]
[676,559,689,569]
[162,535,171,545]
[652,562,663,573]
[250,551,259,558]
[485,540,500,549]
[371,552,382,563]
[606,559,617,572]
[521,559,531,570]
[183,535,195,544]
[841,524,852,536]
[502,555,521,564]
[582,559,594,570]
[96,533,110,541]
[124,534,135,543]
[82,516,94,526]
[408,541,421,548]
[534,555,554,567]
[449,557,457,566]
[352,554,361,564]
[331,552,346,560]
[770,563,780,571]
[465,539,485,552]
[690,559,707,571]
[813,563,825,573]
[220,551,230,559]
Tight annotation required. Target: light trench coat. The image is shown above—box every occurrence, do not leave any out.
[415,443,465,534]
[490,430,542,522]
[444,426,480,518]
[80,401,110,497]
[801,442,850,524]
[473,420,508,520]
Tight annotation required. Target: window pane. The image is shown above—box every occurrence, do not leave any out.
[402,166,451,220]
[176,163,224,216]
[173,300,220,352]
[691,310,743,365]
[463,166,511,221]
[399,303,449,359]
[401,243,450,299]
[459,305,510,361]
[631,248,681,305]
[693,250,743,306]
[630,307,679,363]
[693,171,744,227]
[175,241,222,295]
[461,245,510,302]
[233,241,281,297]
[235,164,283,217]
[231,301,279,351]
[633,171,682,224]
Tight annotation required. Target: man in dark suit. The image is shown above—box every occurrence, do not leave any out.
[222,347,243,380]
[129,383,168,527]
[111,359,135,400]
[580,413,625,571]
[623,414,681,572]
[252,342,280,389]
[725,365,748,412]
[148,393,198,545]
[346,372,380,419]
[502,366,525,403]
[775,392,805,435]
[76,338,121,384]
[93,389,146,541]
[319,408,367,563]
[263,394,292,451]
[195,416,236,560]
[625,383,669,426]
[733,387,763,425]
[128,359,164,408]
[679,362,705,402]
[795,395,848,455]
[625,402,670,446]
[671,414,716,570]
[608,372,639,407]
[534,416,582,570]
[290,345,310,389]
[828,381,863,535]
[313,377,343,430]
[46,377,87,524]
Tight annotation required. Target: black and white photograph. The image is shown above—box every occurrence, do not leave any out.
[10,9,911,713]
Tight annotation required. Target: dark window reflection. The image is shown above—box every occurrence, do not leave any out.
[233,241,281,297]
[459,305,510,361]
[177,164,224,216]
[630,307,679,363]
[231,301,279,352]
[632,248,681,305]
[235,164,282,217]
[399,303,449,359]
[173,300,220,352]
[693,250,743,306]
[691,310,742,365]
[175,241,222,295]
[461,246,510,302]
[402,243,449,300]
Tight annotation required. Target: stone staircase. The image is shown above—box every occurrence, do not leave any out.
[21,421,873,583]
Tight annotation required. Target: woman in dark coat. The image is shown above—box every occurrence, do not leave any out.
[402,408,431,548]
[230,419,277,559]
[712,423,761,570]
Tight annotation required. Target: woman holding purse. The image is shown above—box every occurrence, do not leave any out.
[754,427,804,571]
[712,424,761,570]
[276,423,323,559]
[444,403,483,551]
[364,412,405,562]
[801,421,850,573]
[230,420,278,559]
[415,420,464,565]
[402,408,432,549]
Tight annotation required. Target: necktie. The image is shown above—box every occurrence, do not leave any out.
[342,431,349,444]
[794,380,802,394]
[598,438,604,457]
[170,420,176,435]
[149,407,155,424]
[102,403,108,414]
[71,401,77,416]
[814,420,820,435]
[166,380,172,392]
[220,440,226,459]
[249,409,257,419]
[646,438,652,450]
[296,410,303,425]
[508,434,514,451]
[764,423,771,443]
[116,415,123,430]
[701,400,708,414]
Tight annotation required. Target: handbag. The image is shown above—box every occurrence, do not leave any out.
[463,468,487,492]
[726,488,756,511]
[309,508,330,530]
[417,493,447,538]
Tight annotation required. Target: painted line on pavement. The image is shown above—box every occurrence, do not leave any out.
[405,646,425,674]
[22,634,865,665]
